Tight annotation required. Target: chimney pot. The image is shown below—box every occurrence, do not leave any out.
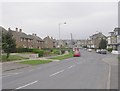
[19,29,22,32]
[16,28,18,32]
[8,27,11,31]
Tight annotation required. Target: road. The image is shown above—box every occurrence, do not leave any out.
[2,49,118,89]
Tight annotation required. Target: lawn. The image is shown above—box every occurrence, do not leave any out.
[50,53,73,60]
[1,55,29,62]
[19,60,52,65]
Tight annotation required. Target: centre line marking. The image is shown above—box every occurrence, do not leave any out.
[68,66,73,69]
[68,65,75,69]
[49,70,64,77]
[16,80,38,89]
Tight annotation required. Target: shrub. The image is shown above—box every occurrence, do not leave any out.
[33,49,40,53]
[32,49,44,57]
[107,48,113,52]
[53,50,59,54]
[44,51,51,56]
[38,50,44,57]
[16,48,34,53]
[61,50,65,54]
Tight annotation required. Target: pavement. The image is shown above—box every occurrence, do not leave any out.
[101,54,118,89]
[1,55,61,72]
[1,49,118,89]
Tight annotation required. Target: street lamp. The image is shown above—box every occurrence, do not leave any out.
[58,22,66,55]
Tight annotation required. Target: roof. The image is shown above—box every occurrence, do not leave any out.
[10,30,29,39]
[114,28,120,31]
[28,35,44,41]
[0,26,8,34]
[91,32,106,39]
[43,36,51,40]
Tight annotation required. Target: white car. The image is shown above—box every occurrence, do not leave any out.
[96,49,101,53]
[88,49,92,52]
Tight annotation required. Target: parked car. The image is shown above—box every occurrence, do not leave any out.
[100,49,107,54]
[96,49,107,54]
[73,47,81,57]
[88,49,92,52]
[96,49,101,53]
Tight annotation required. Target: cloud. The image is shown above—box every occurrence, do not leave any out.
[1,2,118,39]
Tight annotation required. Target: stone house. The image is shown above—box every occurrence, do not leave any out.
[43,36,57,48]
[90,32,106,49]
[107,28,120,50]
[27,34,44,49]
[8,28,44,49]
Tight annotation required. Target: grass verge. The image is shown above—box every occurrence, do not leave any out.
[1,55,29,62]
[50,53,73,60]
[19,60,52,65]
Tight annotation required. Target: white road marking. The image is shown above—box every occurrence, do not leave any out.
[2,72,24,78]
[107,64,111,89]
[49,70,64,77]
[16,80,38,89]
[68,66,73,69]
[68,65,75,69]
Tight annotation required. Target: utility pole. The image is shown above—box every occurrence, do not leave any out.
[58,22,66,55]
[71,33,73,49]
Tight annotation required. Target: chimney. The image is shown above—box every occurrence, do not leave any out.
[15,28,18,32]
[35,34,37,36]
[19,29,22,32]
[32,33,34,36]
[8,27,11,31]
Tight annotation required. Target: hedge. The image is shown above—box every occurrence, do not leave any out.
[38,50,44,57]
[16,48,34,53]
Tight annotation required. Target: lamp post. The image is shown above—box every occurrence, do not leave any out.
[59,22,66,55]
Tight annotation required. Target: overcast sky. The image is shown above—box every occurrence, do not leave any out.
[1,2,118,39]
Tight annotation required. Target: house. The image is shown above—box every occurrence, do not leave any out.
[90,32,107,49]
[43,36,57,48]
[8,27,44,49]
[76,40,88,48]
[9,28,30,48]
[57,39,77,48]
[51,37,57,48]
[27,34,44,49]
[107,27,120,50]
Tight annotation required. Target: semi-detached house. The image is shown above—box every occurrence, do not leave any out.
[8,27,44,49]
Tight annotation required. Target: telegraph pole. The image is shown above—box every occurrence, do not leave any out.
[71,33,73,49]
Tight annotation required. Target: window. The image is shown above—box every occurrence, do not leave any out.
[23,45,26,48]
[21,38,23,41]
[24,39,26,41]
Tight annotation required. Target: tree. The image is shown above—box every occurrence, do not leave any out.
[99,38,107,49]
[2,31,16,59]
